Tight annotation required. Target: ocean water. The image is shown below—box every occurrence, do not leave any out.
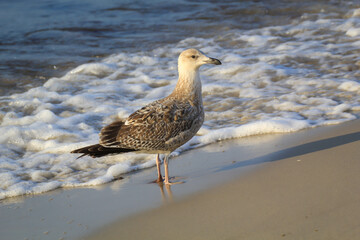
[1,0,360,200]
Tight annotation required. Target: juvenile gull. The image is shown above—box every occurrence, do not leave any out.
[71,49,221,185]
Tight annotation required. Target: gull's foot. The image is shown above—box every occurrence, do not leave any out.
[164,176,186,185]
[164,181,185,185]
[149,177,164,184]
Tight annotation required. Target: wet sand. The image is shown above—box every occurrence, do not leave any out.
[1,120,360,240]
[85,120,360,240]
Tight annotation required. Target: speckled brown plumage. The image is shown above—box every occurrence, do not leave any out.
[100,96,203,151]
[71,48,221,184]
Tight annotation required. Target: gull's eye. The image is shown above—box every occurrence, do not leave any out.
[191,55,196,59]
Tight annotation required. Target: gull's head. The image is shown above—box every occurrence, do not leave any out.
[178,49,221,71]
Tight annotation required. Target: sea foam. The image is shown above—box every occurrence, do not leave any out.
[1,7,360,199]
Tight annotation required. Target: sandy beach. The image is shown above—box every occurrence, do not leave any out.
[2,1,360,240]
[85,119,360,240]
[1,120,359,239]
[0,120,358,240]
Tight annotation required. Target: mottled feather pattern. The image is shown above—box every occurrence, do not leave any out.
[98,96,203,152]
[99,121,125,146]
[71,48,221,176]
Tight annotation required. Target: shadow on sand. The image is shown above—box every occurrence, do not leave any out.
[217,131,360,172]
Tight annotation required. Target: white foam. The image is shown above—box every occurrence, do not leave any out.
[338,81,360,92]
[70,63,117,76]
[1,6,360,199]
[346,28,360,37]
[197,118,311,145]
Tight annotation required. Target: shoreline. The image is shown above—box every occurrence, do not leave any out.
[85,119,360,240]
[1,120,360,240]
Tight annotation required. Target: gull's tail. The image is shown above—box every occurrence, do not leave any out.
[71,144,135,158]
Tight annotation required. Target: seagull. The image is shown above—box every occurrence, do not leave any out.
[71,49,221,185]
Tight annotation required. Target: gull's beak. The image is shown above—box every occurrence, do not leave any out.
[205,57,222,65]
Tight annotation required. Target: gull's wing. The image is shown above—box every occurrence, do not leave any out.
[99,98,201,151]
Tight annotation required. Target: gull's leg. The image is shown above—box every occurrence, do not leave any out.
[164,154,170,185]
[164,154,183,185]
[155,154,163,183]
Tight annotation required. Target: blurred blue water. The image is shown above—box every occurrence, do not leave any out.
[0,0,358,95]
